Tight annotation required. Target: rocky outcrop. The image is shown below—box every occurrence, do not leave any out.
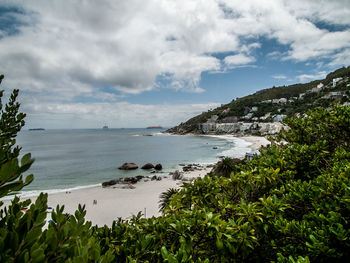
[154,164,162,170]
[102,175,145,187]
[118,163,138,170]
[102,179,121,187]
[198,122,286,135]
[141,163,154,169]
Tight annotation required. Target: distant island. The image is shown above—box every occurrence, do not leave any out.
[29,128,45,131]
[102,125,108,129]
[146,126,162,129]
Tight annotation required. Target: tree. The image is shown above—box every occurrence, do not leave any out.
[0,76,114,262]
[0,75,34,200]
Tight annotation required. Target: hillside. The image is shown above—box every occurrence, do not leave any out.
[167,66,350,134]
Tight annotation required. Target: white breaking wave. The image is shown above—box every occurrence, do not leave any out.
[0,183,101,201]
[207,135,252,159]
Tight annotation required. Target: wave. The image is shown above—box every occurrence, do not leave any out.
[206,135,252,159]
[0,183,101,201]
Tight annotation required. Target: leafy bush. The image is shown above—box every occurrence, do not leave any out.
[0,78,114,262]
[1,74,350,262]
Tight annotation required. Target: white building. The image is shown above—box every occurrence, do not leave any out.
[273,114,287,122]
[333,77,342,88]
[272,98,287,104]
[207,115,219,123]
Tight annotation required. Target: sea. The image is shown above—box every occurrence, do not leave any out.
[9,128,252,198]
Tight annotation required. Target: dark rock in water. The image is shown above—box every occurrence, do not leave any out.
[118,163,138,170]
[156,176,162,181]
[154,163,162,170]
[150,171,156,173]
[213,146,218,149]
[102,179,120,187]
[141,163,154,169]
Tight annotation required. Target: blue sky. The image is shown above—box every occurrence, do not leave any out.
[0,0,350,128]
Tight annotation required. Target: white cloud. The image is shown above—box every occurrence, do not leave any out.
[272,75,287,80]
[296,71,327,82]
[0,0,350,127]
[22,99,221,129]
[224,54,255,68]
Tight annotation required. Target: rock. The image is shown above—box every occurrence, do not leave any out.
[171,170,183,180]
[156,176,162,181]
[213,146,218,149]
[141,163,154,169]
[183,165,194,172]
[136,175,144,181]
[154,163,162,170]
[102,179,120,187]
[151,175,157,181]
[118,163,138,170]
[124,177,138,184]
[150,171,156,173]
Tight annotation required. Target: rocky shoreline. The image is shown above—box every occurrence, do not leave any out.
[102,162,213,189]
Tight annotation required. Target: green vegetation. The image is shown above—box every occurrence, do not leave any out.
[167,66,350,134]
[1,74,350,262]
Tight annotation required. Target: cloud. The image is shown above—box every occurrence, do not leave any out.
[1,0,347,98]
[0,0,350,127]
[22,99,221,129]
[224,54,255,68]
[296,71,327,82]
[272,75,287,80]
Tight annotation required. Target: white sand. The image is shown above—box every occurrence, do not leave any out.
[239,136,270,150]
[1,135,269,226]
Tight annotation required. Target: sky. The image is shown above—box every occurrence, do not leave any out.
[0,0,350,129]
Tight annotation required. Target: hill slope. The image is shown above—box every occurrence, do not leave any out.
[167,66,350,134]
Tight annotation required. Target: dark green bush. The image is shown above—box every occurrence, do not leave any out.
[1,73,350,262]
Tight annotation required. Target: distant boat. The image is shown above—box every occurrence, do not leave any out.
[147,126,162,129]
[29,128,45,131]
[102,125,108,129]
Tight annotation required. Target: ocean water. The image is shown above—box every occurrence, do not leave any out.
[12,128,251,197]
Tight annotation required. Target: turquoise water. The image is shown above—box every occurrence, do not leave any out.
[14,128,251,195]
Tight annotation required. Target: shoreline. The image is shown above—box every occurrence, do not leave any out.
[1,135,270,226]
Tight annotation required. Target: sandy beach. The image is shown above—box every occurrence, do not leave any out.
[2,135,270,226]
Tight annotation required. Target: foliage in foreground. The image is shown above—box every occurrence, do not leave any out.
[0,75,349,262]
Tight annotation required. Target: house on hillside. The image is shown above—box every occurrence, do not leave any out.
[260,112,271,121]
[251,106,258,112]
[243,113,253,120]
[207,115,219,123]
[221,116,238,123]
[322,91,343,99]
[311,83,324,93]
[272,98,287,104]
[273,114,286,122]
[333,77,343,88]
